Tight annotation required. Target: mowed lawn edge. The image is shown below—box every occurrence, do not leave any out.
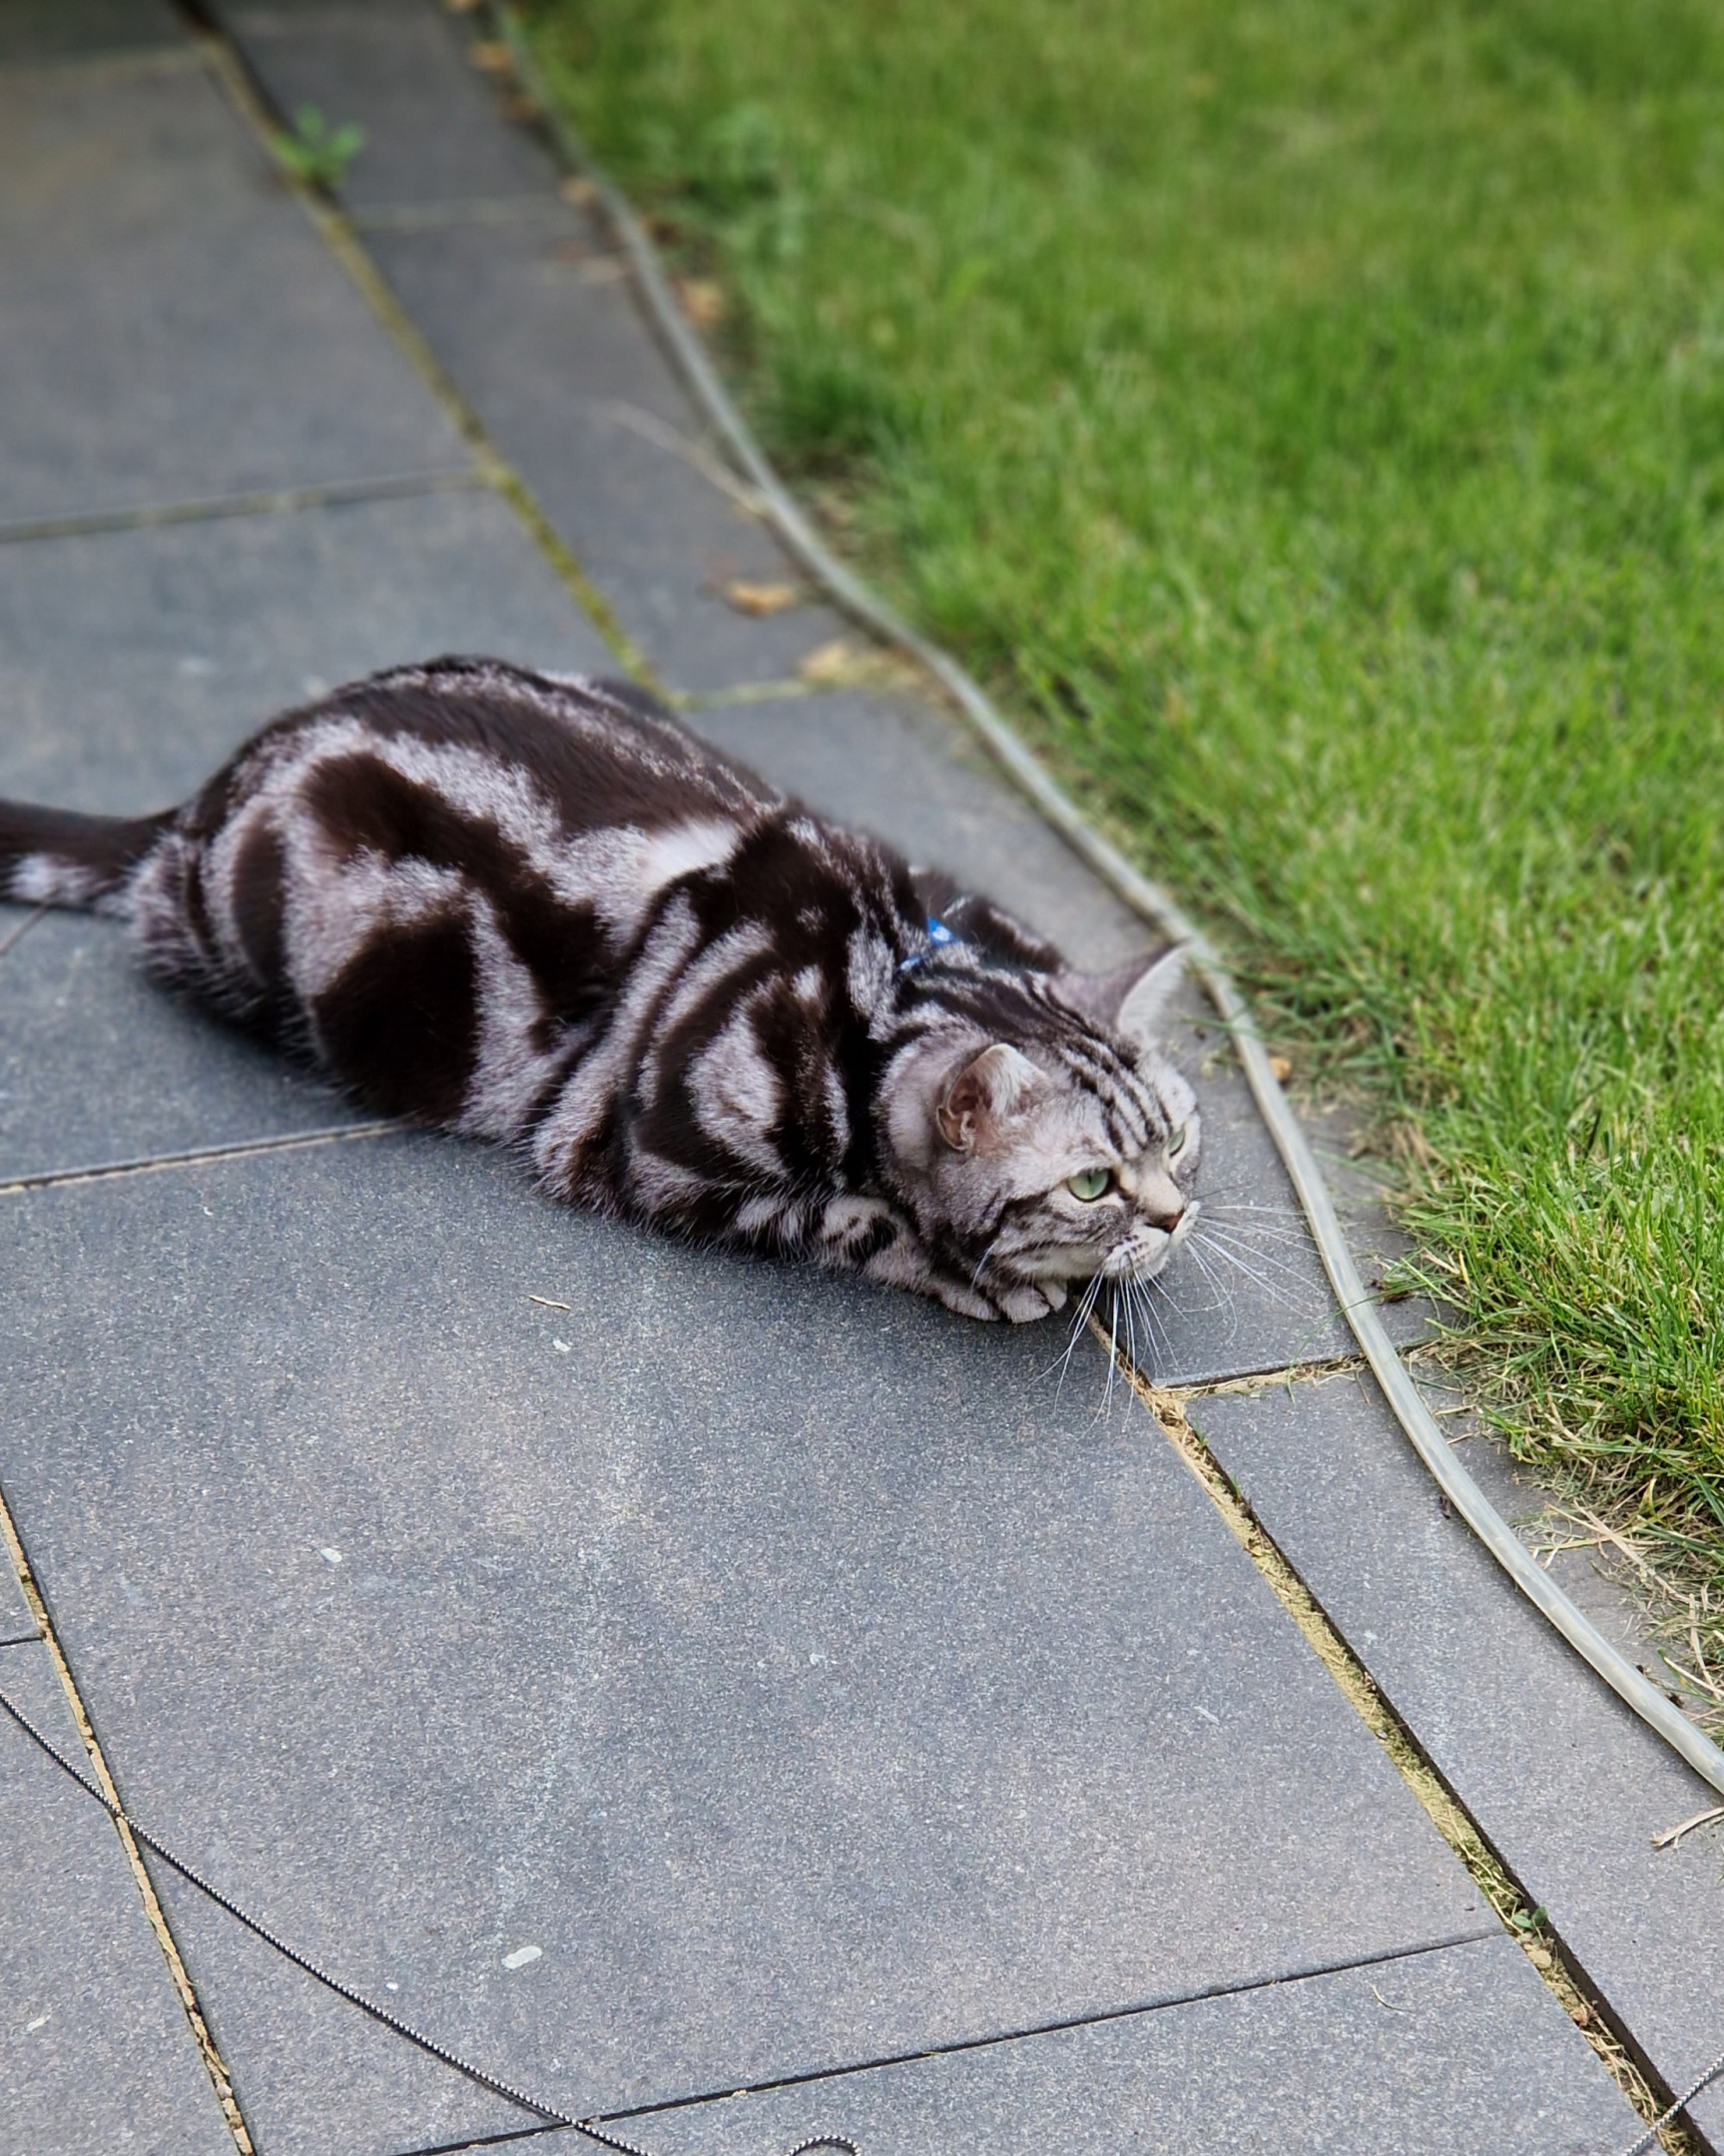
[521,0,1724,1690]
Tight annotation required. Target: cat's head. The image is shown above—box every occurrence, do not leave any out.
[884,947,1200,1311]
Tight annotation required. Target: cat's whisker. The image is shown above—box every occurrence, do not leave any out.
[1197,1208,1311,1247]
[1127,1276,1170,1370]
[1196,1186,1302,1210]
[1044,1269,1104,1394]
[1194,1223,1304,1276]
[1190,1230,1309,1314]
[1175,1240,1237,1329]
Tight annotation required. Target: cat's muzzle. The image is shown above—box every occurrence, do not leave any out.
[1100,1199,1200,1285]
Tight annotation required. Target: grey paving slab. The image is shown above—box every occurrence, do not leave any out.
[1188,1371,1724,2148]
[0,1641,235,2156]
[0,488,614,814]
[0,1536,35,1643]
[0,912,356,1189]
[0,0,182,64]
[224,0,562,210]
[0,1137,1493,2155]
[0,487,617,1183]
[358,213,856,696]
[214,0,883,693]
[0,52,468,525]
[590,1933,1634,2156]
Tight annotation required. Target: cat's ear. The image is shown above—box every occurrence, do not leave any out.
[1058,945,1187,1055]
[936,1043,1042,1153]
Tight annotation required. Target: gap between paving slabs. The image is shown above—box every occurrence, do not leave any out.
[0,1486,252,2151]
[3,16,1698,2156]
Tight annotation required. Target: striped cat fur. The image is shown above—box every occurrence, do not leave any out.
[0,659,1200,1320]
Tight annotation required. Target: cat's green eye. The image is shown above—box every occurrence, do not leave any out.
[1066,1167,1114,1202]
[1166,1124,1190,1161]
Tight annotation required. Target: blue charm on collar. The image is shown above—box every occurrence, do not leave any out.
[900,913,961,973]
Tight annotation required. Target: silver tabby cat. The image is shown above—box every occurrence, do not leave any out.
[0,659,1199,1321]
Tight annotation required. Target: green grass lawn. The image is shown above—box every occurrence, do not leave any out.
[522,0,1724,1682]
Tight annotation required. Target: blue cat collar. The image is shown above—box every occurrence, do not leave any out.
[900,914,960,973]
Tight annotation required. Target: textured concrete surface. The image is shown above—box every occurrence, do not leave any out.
[0,50,467,525]
[0,489,613,815]
[0,912,358,1191]
[215,0,852,696]
[0,1139,1495,2154]
[228,0,561,212]
[0,1539,35,1643]
[1191,1372,1724,2147]
[0,489,614,1184]
[364,212,858,695]
[0,0,183,64]
[0,1642,234,2156]
[0,5,1676,2155]
[596,1934,1632,2156]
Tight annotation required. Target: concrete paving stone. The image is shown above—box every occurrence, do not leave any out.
[0,1640,236,2156]
[358,212,858,697]
[0,487,617,1183]
[0,1535,36,1643]
[0,488,614,814]
[222,0,564,211]
[0,911,356,1190]
[0,1137,1494,2155]
[217,0,936,694]
[1188,1371,1724,2148]
[0,0,183,64]
[0,53,468,526]
[585,1933,1635,2156]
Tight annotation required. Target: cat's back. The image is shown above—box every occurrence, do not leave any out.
[220,657,781,839]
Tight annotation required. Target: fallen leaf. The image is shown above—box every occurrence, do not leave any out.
[675,277,726,329]
[469,40,512,74]
[560,175,598,208]
[1268,1054,1293,1084]
[724,579,800,617]
[798,638,868,687]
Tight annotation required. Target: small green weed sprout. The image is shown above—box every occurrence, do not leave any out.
[273,106,365,191]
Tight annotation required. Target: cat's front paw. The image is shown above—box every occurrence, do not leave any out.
[995,1280,1068,1324]
[932,1277,1000,1321]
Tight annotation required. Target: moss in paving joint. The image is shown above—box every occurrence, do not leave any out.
[1125,1357,1702,2155]
[0,1491,257,2155]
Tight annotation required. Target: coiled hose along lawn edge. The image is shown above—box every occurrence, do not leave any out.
[493,3,1724,1808]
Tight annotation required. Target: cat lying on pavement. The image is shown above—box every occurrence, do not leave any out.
[0,658,1199,1322]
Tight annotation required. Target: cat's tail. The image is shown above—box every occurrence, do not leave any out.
[0,798,174,915]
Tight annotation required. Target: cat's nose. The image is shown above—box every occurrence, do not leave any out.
[1141,1174,1187,1234]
